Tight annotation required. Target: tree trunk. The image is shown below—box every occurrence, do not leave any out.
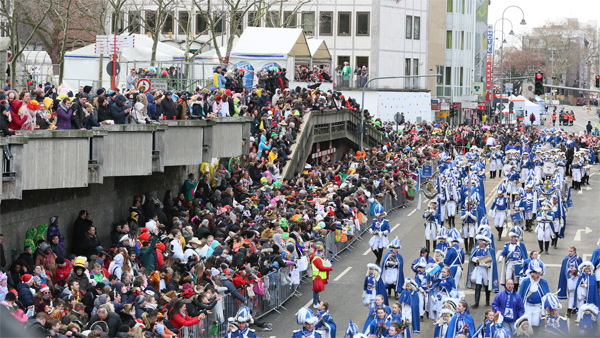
[151,33,159,67]
[98,54,104,88]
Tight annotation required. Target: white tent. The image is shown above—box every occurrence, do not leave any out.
[307,39,331,61]
[230,27,311,83]
[63,34,188,90]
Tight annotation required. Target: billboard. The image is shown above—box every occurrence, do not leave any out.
[377,91,432,123]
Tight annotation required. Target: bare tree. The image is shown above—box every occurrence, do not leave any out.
[130,0,176,66]
[0,0,54,86]
[172,0,211,80]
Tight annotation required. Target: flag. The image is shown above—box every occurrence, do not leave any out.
[417,168,422,210]
[259,120,264,130]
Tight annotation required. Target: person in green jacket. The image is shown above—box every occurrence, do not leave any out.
[183,173,198,200]
[139,228,159,273]
[342,61,352,87]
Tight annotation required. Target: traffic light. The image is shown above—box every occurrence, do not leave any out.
[596,75,599,88]
[449,105,455,118]
[534,72,544,95]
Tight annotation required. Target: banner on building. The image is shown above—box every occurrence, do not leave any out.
[486,25,494,102]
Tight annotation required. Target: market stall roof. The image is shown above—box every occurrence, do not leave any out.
[230,27,310,59]
[65,34,187,61]
[307,39,331,60]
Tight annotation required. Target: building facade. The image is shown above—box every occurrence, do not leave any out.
[109,0,429,89]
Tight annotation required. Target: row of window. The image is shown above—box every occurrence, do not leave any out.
[445,30,470,50]
[447,0,472,15]
[113,11,372,37]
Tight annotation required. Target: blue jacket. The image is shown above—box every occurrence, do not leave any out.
[491,290,524,323]
[17,282,34,308]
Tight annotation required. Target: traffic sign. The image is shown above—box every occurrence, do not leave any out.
[150,79,168,91]
[394,112,402,123]
[422,165,433,178]
[137,79,151,93]
[106,61,120,76]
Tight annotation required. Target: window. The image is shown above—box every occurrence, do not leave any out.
[196,13,207,34]
[445,67,451,86]
[413,59,419,76]
[266,11,279,27]
[145,11,156,33]
[404,59,411,87]
[162,12,173,34]
[338,12,350,36]
[460,67,464,86]
[461,0,465,14]
[178,12,189,34]
[248,11,261,27]
[112,13,124,33]
[414,16,420,40]
[436,65,444,85]
[337,56,350,67]
[356,12,369,36]
[319,12,332,35]
[302,12,315,34]
[283,11,297,28]
[461,31,464,50]
[129,12,141,34]
[447,0,453,12]
[356,56,368,68]
[446,30,452,49]
[234,12,243,34]
[405,16,412,39]
[214,13,224,34]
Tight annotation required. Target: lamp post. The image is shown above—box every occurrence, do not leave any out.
[499,6,526,96]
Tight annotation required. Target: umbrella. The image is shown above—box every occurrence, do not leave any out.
[482,125,491,130]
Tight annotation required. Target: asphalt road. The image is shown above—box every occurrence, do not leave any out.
[256,105,599,338]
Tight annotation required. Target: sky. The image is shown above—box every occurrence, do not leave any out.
[487,0,598,43]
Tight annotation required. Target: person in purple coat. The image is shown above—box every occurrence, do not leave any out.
[491,279,524,334]
[56,97,75,129]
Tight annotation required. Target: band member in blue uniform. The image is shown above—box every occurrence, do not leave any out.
[577,304,599,336]
[315,301,336,338]
[423,200,441,254]
[518,259,550,334]
[490,184,510,241]
[460,199,479,255]
[499,226,527,292]
[557,246,582,317]
[366,307,391,338]
[505,163,520,202]
[381,237,404,299]
[363,294,391,333]
[226,306,257,338]
[293,307,322,338]
[534,199,555,255]
[541,293,569,335]
[363,263,388,310]
[591,237,600,290]
[444,229,465,288]
[511,188,526,230]
[444,300,475,338]
[399,278,421,334]
[492,279,525,333]
[434,309,453,338]
[430,266,456,321]
[523,183,538,232]
[370,205,391,265]
[435,228,450,255]
[467,234,499,308]
[445,175,460,228]
[473,309,497,338]
[573,261,600,313]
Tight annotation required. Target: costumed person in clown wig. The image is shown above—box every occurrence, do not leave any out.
[498,226,527,292]
[370,205,390,266]
[363,263,388,309]
[398,278,421,335]
[381,237,404,300]
[460,199,479,255]
[343,320,367,338]
[577,304,599,336]
[434,308,453,338]
[293,307,322,338]
[444,300,475,338]
[573,261,600,314]
[514,314,534,337]
[541,293,569,335]
[423,200,441,254]
[363,294,391,333]
[490,184,510,241]
[315,301,337,338]
[473,309,497,338]
[443,228,465,288]
[225,306,257,338]
[467,233,499,309]
[557,246,582,318]
[518,259,550,334]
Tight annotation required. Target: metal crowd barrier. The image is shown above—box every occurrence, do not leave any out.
[183,194,400,336]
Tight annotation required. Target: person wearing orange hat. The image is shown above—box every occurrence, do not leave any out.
[20,99,40,130]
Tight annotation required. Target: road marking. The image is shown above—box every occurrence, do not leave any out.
[546,264,561,268]
[408,209,417,217]
[363,248,372,255]
[584,254,592,261]
[304,299,314,308]
[574,227,593,241]
[578,190,583,195]
[391,223,401,232]
[591,173,597,177]
[334,267,353,281]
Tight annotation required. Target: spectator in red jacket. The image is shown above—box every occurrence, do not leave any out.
[53,257,72,284]
[169,300,205,329]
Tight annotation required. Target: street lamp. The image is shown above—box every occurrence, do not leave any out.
[500,5,526,95]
